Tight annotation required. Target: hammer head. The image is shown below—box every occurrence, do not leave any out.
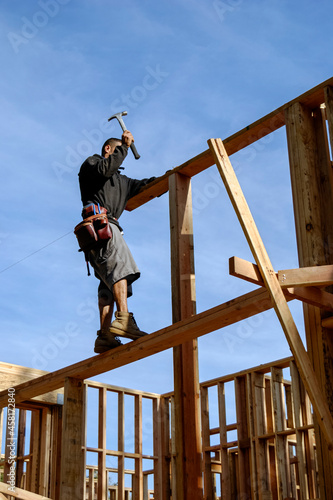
[108,111,128,131]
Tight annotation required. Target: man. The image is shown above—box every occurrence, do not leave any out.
[78,130,156,353]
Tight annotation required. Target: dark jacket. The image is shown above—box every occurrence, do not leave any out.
[78,145,155,224]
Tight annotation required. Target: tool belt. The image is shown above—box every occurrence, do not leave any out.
[81,203,107,219]
[74,204,112,275]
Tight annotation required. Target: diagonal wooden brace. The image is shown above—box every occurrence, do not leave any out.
[208,137,333,457]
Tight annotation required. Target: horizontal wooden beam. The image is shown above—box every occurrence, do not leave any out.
[0,482,52,499]
[0,362,63,405]
[278,264,333,287]
[0,287,285,408]
[229,256,333,310]
[126,77,333,211]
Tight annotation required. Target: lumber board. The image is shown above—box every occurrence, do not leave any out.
[229,256,333,310]
[271,367,291,499]
[234,376,252,500]
[209,138,333,459]
[290,360,311,498]
[218,382,231,500]
[200,386,214,499]
[126,77,333,211]
[168,172,203,499]
[98,387,107,500]
[0,287,279,408]
[118,392,125,500]
[59,377,85,500]
[0,362,63,405]
[278,264,333,287]
[0,481,52,499]
[134,394,143,500]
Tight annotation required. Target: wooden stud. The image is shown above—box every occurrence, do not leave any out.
[169,172,203,500]
[133,394,143,500]
[59,377,85,500]
[200,386,214,500]
[29,411,40,494]
[97,387,106,500]
[170,396,177,500]
[153,398,162,499]
[49,406,62,500]
[208,137,333,459]
[16,409,26,489]
[271,367,291,499]
[160,396,171,500]
[38,408,51,496]
[218,382,231,500]
[290,360,310,499]
[118,391,125,500]
[235,375,251,500]
[251,372,272,500]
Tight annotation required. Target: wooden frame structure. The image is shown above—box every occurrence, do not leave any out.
[1,77,333,499]
[0,357,320,500]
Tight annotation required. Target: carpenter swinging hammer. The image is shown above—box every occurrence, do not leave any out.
[108,111,140,159]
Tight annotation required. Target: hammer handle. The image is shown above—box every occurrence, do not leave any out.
[130,142,140,160]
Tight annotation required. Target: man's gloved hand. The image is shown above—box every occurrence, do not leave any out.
[122,130,134,148]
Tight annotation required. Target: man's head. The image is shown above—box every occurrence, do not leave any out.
[101,138,122,158]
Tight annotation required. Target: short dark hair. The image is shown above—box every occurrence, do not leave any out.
[101,138,122,156]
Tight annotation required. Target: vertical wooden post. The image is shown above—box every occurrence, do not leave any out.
[160,396,171,500]
[98,387,107,500]
[30,410,41,493]
[134,394,143,500]
[50,405,62,500]
[16,409,26,489]
[251,372,271,500]
[39,407,52,496]
[235,375,251,500]
[271,367,291,499]
[118,391,125,499]
[169,172,203,499]
[218,382,231,500]
[153,398,163,499]
[285,98,333,500]
[59,377,85,500]
[200,386,213,500]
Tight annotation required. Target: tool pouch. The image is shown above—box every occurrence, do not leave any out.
[74,213,112,253]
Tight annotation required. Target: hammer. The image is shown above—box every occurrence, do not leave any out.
[108,111,140,159]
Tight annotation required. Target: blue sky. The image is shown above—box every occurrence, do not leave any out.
[1,0,332,394]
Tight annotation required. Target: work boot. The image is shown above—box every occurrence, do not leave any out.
[94,329,122,353]
[109,312,148,340]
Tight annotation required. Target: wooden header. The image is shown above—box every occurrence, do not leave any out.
[126,76,333,211]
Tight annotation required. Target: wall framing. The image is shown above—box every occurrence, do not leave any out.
[1,77,333,499]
